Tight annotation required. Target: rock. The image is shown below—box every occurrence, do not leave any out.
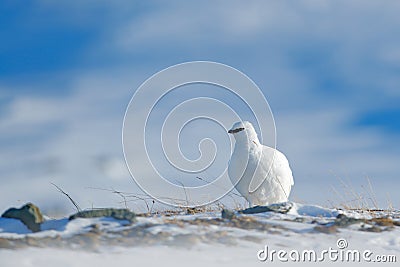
[369,217,396,227]
[314,225,338,234]
[221,209,236,220]
[186,208,203,215]
[1,203,44,232]
[0,238,13,249]
[360,224,382,233]
[69,208,137,223]
[267,202,294,213]
[239,206,273,214]
[239,202,293,214]
[334,214,363,227]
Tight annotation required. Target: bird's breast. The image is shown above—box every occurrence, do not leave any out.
[228,145,260,184]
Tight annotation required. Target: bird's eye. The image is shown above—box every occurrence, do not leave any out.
[228,127,245,134]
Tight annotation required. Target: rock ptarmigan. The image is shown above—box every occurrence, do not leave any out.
[228,121,294,207]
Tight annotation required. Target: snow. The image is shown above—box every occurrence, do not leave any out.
[289,202,339,217]
[0,218,31,236]
[0,245,263,267]
[0,203,399,267]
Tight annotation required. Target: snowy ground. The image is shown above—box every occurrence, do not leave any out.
[0,203,399,267]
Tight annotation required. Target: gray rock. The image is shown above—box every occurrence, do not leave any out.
[0,238,13,249]
[1,203,44,232]
[221,209,236,220]
[69,208,137,223]
[314,225,338,234]
[239,202,293,214]
[334,214,363,227]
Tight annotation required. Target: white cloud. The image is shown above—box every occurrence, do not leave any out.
[106,1,400,107]
[0,70,145,212]
[1,97,62,128]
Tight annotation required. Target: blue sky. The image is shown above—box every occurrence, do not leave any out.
[0,1,399,213]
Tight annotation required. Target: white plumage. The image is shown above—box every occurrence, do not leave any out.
[228,121,294,207]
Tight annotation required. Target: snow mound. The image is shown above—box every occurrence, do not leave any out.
[288,202,339,217]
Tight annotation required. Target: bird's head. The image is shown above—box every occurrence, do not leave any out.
[228,121,260,144]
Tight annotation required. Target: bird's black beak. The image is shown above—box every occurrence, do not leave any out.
[228,127,244,134]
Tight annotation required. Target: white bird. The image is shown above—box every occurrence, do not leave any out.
[228,121,294,207]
